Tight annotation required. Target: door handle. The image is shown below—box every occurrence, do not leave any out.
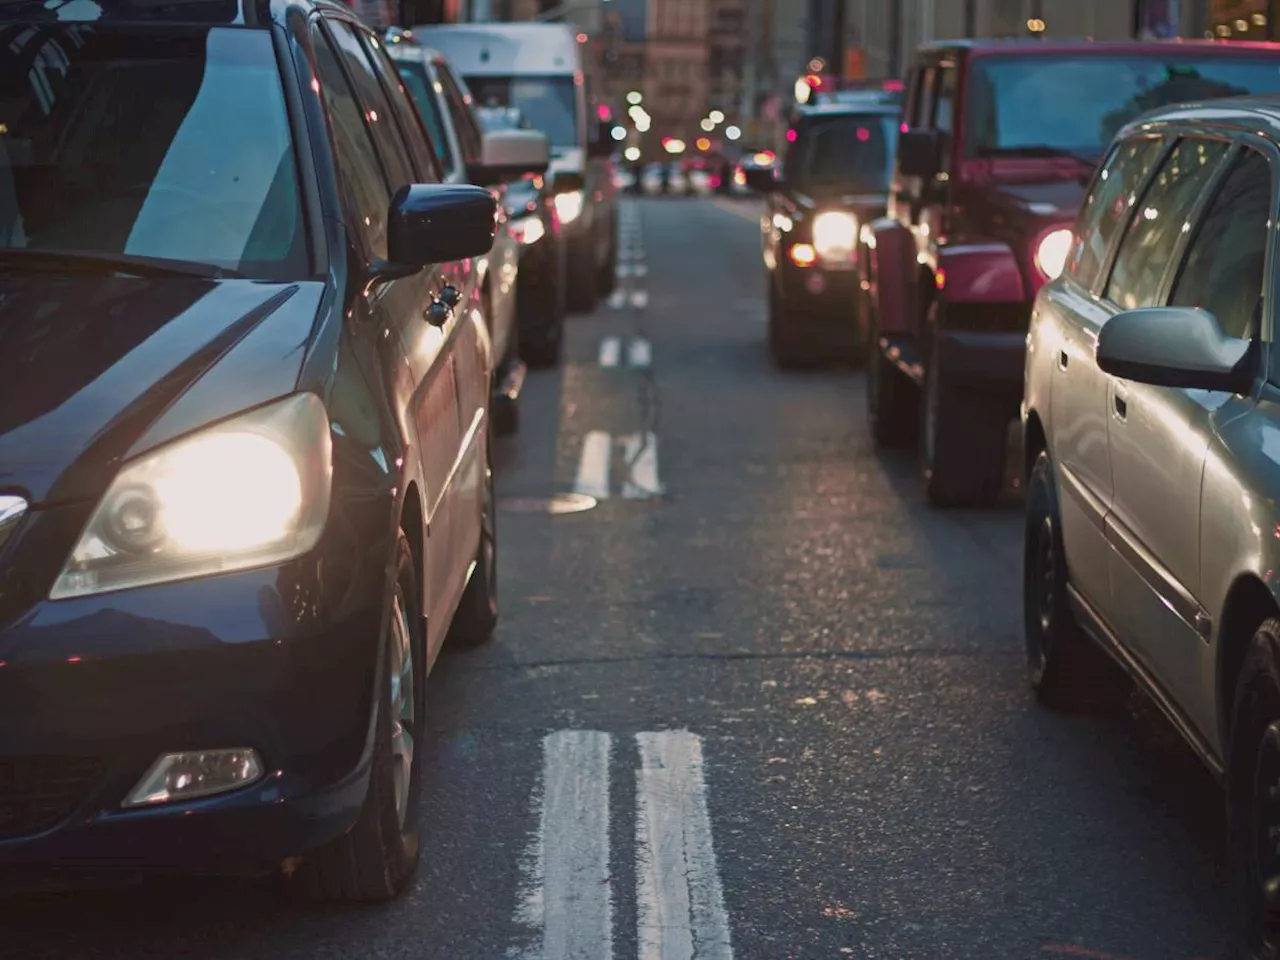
[1058,349,1069,371]
[1113,392,1127,421]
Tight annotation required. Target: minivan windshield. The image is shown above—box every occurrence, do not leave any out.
[785,114,898,194]
[464,75,578,149]
[0,25,307,279]
[966,55,1280,159]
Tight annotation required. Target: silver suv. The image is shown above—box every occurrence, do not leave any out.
[1023,96,1280,957]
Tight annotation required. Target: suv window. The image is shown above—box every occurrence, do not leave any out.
[0,25,307,279]
[1170,148,1271,341]
[359,30,440,184]
[933,65,956,173]
[1106,137,1230,310]
[396,58,456,175]
[1068,136,1164,289]
[311,24,391,257]
[326,20,415,191]
[785,114,897,194]
[910,66,936,129]
[436,62,483,164]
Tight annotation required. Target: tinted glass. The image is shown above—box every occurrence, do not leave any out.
[1171,149,1271,340]
[1068,137,1163,288]
[437,64,483,161]
[966,55,1280,159]
[327,20,414,191]
[786,115,898,194]
[312,26,392,257]
[0,26,305,278]
[360,31,439,183]
[465,75,577,148]
[1107,138,1230,310]
[934,66,956,172]
[397,59,455,174]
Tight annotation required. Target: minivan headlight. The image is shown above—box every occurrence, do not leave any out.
[554,189,585,224]
[812,211,857,262]
[51,393,333,599]
[1034,228,1073,280]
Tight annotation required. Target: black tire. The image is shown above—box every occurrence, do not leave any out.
[305,533,423,902]
[1228,621,1280,960]
[920,317,1008,508]
[493,395,519,436]
[1023,451,1129,713]
[866,315,917,448]
[567,237,599,314]
[447,434,499,647]
[767,277,808,369]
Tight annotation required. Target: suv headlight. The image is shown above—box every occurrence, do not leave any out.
[812,211,856,263]
[51,393,333,599]
[554,190,585,224]
[1034,227,1073,280]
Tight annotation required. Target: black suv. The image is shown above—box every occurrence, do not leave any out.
[746,98,900,367]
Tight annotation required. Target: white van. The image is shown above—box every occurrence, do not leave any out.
[409,22,618,313]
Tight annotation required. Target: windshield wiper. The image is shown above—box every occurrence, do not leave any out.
[979,145,1098,167]
[0,248,242,280]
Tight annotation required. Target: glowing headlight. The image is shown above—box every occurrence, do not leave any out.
[1035,228,1073,280]
[554,189,585,224]
[812,211,857,262]
[512,215,546,246]
[51,393,332,599]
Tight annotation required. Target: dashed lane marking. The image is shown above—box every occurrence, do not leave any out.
[626,337,651,369]
[607,289,628,310]
[621,432,662,500]
[630,289,649,309]
[598,337,621,368]
[573,431,612,500]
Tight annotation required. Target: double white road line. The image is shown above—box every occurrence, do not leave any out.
[516,730,734,960]
[573,431,662,501]
[598,336,651,369]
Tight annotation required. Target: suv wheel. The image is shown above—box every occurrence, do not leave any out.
[1229,620,1280,960]
[767,277,807,369]
[305,532,423,902]
[448,435,499,647]
[920,315,1007,507]
[1023,450,1129,712]
[597,220,617,297]
[866,310,917,448]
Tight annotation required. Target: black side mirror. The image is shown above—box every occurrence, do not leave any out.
[387,183,496,268]
[743,165,777,193]
[897,129,940,179]
[588,118,615,158]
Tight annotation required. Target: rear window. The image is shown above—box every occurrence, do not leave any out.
[0,25,307,279]
[784,114,897,194]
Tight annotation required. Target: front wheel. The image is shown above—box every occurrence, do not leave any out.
[866,319,917,448]
[304,533,423,902]
[447,434,499,647]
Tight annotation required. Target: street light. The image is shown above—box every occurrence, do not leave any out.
[709,109,725,125]
[610,125,627,141]
[624,146,641,161]
[700,118,715,132]
[626,91,643,105]
[725,125,742,141]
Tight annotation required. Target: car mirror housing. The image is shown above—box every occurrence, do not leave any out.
[897,128,940,179]
[1096,306,1255,393]
[469,130,551,187]
[387,183,496,267]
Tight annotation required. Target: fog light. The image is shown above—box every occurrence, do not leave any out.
[123,748,264,808]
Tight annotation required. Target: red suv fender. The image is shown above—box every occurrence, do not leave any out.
[928,243,1026,305]
[863,218,920,337]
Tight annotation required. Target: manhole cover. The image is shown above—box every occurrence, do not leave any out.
[499,493,598,515]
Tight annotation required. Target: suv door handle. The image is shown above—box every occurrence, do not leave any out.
[1113,391,1127,421]
[1058,349,1069,371]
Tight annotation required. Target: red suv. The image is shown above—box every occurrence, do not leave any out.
[861,39,1280,507]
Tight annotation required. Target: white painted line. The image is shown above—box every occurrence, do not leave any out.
[607,289,627,310]
[515,731,614,960]
[574,431,612,500]
[621,432,662,500]
[630,289,649,309]
[599,337,621,368]
[627,337,651,369]
[635,731,734,960]
[617,264,634,279]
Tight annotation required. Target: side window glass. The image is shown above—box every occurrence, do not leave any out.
[397,58,456,176]
[437,63,482,162]
[1170,148,1271,341]
[327,19,415,191]
[1106,137,1230,310]
[933,66,956,172]
[311,24,391,257]
[359,29,440,184]
[912,67,936,129]
[1068,136,1163,288]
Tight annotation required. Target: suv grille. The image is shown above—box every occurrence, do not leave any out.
[0,756,103,838]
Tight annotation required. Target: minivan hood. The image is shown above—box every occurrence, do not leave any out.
[0,276,322,505]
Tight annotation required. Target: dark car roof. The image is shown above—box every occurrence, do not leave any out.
[0,0,351,27]
[1117,93,1280,141]
[794,100,899,120]
[919,37,1280,58]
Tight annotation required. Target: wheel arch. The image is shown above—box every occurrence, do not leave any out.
[1218,573,1280,751]
[399,480,426,607]
[1023,409,1048,487]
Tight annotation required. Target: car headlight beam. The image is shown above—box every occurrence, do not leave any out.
[554,189,585,224]
[812,211,857,263]
[51,393,333,599]
[1035,227,1073,281]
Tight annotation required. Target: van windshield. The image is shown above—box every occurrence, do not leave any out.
[464,75,578,149]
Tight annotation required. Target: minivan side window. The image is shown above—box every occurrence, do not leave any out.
[1169,147,1271,341]
[358,29,441,184]
[1068,136,1163,289]
[912,66,936,130]
[932,64,956,173]
[1105,137,1230,310]
[311,24,391,258]
[435,62,482,164]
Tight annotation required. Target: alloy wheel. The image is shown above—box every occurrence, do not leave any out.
[388,590,416,829]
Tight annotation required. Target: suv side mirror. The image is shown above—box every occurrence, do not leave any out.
[743,165,777,193]
[588,118,615,158]
[897,129,940,178]
[1096,306,1255,393]
[469,130,551,187]
[387,183,496,266]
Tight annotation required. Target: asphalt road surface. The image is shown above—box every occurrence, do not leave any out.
[2,198,1233,960]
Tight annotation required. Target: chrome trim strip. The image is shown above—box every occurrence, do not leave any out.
[1105,513,1209,642]
[1057,462,1107,532]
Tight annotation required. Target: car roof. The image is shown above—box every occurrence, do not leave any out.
[1117,93,1280,142]
[0,0,351,28]
[795,100,899,120]
[919,37,1280,58]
